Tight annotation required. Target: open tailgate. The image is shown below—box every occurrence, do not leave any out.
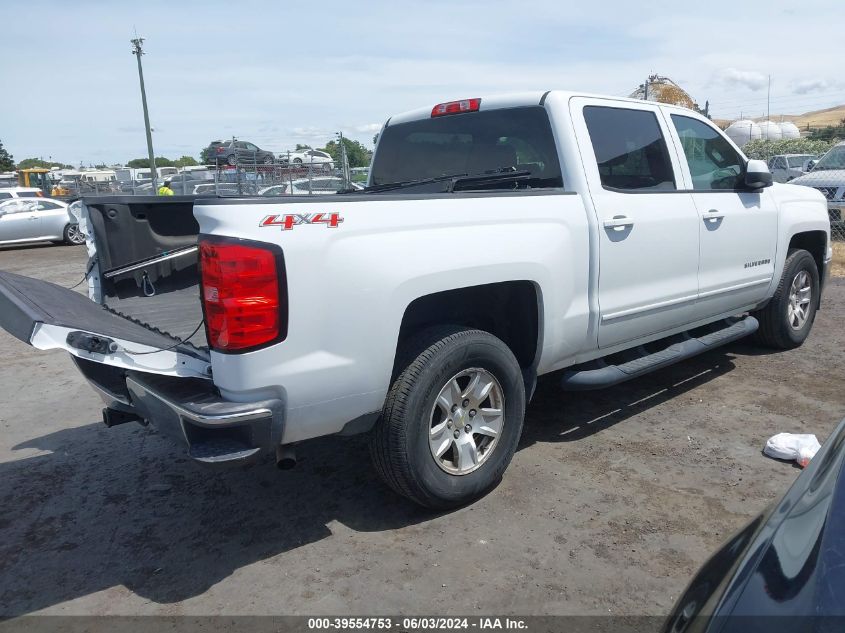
[0,270,209,378]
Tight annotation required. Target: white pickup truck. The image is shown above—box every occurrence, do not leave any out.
[0,91,832,508]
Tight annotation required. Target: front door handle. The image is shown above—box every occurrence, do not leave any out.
[603,215,634,230]
[705,209,725,222]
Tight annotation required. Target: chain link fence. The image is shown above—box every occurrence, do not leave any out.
[742,138,844,243]
[794,173,845,244]
[50,139,365,200]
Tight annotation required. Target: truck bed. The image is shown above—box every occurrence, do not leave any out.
[84,197,206,348]
[104,285,206,348]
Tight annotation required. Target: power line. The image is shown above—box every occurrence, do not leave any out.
[711,89,845,109]
[713,95,845,120]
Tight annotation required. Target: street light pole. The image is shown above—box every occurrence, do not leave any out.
[130,37,157,192]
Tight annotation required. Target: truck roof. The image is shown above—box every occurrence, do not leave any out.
[386,90,700,126]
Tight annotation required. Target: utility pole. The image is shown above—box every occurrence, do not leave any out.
[767,74,771,122]
[131,36,157,192]
[336,131,350,187]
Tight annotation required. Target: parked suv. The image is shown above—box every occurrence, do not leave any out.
[790,141,845,230]
[0,187,43,200]
[206,140,276,166]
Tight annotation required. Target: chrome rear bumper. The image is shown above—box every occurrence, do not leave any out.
[73,357,284,464]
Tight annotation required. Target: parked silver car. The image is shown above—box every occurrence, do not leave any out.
[0,198,85,246]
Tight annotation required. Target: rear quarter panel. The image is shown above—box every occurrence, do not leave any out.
[194,191,590,443]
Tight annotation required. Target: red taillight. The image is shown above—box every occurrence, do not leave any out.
[199,239,287,352]
[431,98,481,117]
[215,147,225,153]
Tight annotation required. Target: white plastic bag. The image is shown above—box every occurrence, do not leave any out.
[764,433,821,468]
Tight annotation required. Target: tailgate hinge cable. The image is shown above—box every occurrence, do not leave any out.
[67,259,97,290]
[120,320,205,356]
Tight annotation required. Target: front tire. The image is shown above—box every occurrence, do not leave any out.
[752,248,819,349]
[370,327,525,509]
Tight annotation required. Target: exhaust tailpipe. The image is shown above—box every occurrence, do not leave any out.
[275,444,297,470]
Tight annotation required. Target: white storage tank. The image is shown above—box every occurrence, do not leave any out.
[758,120,783,141]
[779,121,801,139]
[725,120,762,147]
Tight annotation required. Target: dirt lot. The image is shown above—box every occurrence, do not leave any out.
[0,243,843,617]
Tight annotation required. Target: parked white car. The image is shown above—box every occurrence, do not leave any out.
[0,187,43,200]
[0,198,85,246]
[279,149,334,171]
[260,178,362,196]
[767,154,817,183]
[0,90,831,509]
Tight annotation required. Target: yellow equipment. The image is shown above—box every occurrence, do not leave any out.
[18,168,51,196]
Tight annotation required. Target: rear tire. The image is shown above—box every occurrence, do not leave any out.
[369,326,525,509]
[752,248,819,349]
[227,154,237,166]
[63,223,85,245]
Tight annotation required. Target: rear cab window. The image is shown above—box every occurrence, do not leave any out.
[371,106,563,191]
[583,106,676,191]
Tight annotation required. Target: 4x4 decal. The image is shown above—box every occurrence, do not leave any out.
[260,213,344,231]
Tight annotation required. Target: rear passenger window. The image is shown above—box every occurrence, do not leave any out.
[584,106,676,191]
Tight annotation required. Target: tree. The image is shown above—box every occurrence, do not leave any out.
[295,144,312,151]
[0,139,14,172]
[17,157,72,170]
[807,118,845,142]
[174,155,198,168]
[322,137,372,168]
[126,156,175,168]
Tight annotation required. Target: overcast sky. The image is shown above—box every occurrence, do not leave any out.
[2,0,843,166]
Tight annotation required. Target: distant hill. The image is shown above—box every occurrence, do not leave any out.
[715,104,845,131]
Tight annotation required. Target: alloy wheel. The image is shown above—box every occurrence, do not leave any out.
[428,368,505,475]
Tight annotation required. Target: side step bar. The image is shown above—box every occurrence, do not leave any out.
[561,316,759,391]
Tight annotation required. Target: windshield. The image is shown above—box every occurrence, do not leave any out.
[370,106,563,190]
[787,155,812,168]
[813,145,845,171]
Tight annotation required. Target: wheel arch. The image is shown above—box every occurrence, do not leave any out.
[788,230,827,276]
[788,230,827,307]
[393,280,543,398]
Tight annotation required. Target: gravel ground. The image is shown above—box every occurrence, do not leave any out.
[0,243,843,617]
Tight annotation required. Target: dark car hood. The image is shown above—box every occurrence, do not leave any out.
[665,417,845,633]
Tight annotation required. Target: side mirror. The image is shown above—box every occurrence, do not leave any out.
[806,159,817,171]
[744,159,773,190]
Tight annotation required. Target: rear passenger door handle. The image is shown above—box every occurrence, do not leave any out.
[705,209,725,221]
[603,216,634,230]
